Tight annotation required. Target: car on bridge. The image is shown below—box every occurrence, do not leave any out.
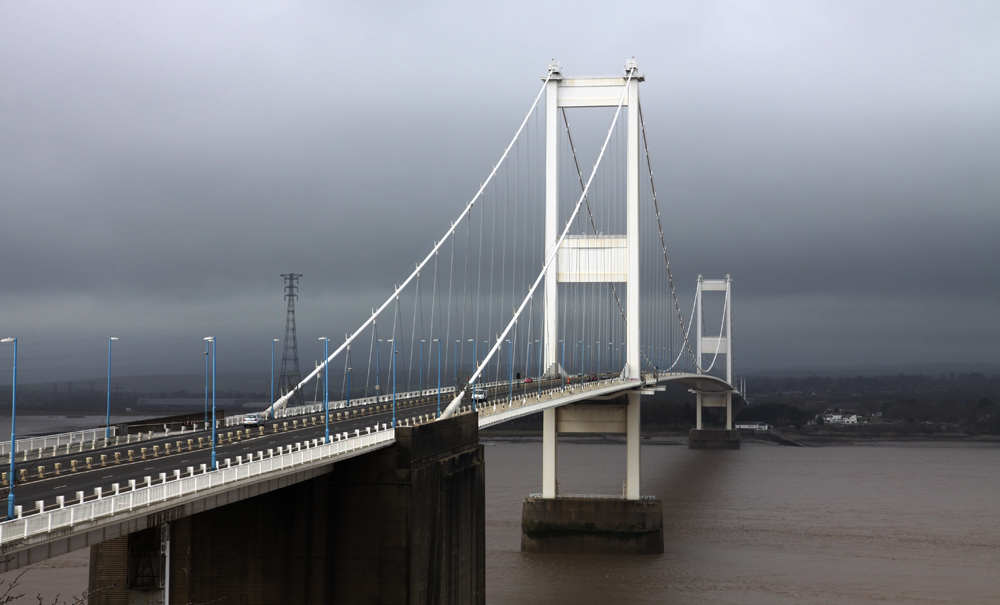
[472,388,488,401]
[523,377,533,384]
[242,413,264,427]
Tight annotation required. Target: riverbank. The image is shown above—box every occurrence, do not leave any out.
[480,428,1000,447]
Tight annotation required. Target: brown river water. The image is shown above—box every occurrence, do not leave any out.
[485,438,1000,605]
[3,433,999,603]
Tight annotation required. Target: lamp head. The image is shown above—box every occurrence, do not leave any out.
[110,337,119,341]
[1,338,13,343]
[204,337,214,341]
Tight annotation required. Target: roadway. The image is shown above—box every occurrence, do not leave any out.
[5,376,568,516]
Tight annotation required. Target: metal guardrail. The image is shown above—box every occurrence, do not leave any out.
[0,427,395,546]
[477,378,627,421]
[222,380,521,427]
[0,427,117,457]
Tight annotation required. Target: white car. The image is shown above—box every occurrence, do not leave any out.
[472,388,487,401]
[243,413,264,427]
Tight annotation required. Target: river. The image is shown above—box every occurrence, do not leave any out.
[4,435,999,603]
[485,438,1000,604]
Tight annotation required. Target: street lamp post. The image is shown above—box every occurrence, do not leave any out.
[506,339,513,404]
[105,337,118,440]
[319,338,330,443]
[376,339,382,400]
[346,340,352,415]
[388,339,396,427]
[454,340,459,388]
[270,338,279,416]
[560,339,566,391]
[203,340,210,428]
[571,342,576,382]
[468,339,476,411]
[433,339,441,416]
[419,339,425,393]
[2,338,17,519]
[526,339,532,384]
[536,339,542,397]
[204,337,217,470]
[596,341,601,376]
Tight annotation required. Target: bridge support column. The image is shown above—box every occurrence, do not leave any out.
[542,408,558,498]
[626,391,641,500]
[689,391,740,449]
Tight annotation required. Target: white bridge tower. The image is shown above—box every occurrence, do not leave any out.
[542,59,645,500]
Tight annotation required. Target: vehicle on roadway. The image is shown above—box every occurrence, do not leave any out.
[242,413,264,427]
[472,388,487,401]
[523,377,533,384]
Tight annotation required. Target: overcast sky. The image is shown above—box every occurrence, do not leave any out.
[1,1,998,385]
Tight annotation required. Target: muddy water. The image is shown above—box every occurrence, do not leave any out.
[484,439,1000,604]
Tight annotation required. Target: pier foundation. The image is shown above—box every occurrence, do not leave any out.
[521,496,663,555]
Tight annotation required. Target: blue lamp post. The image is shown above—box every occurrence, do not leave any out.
[105,337,118,440]
[433,339,441,416]
[270,338,278,417]
[2,338,17,519]
[204,337,217,470]
[203,341,210,428]
[319,338,330,443]
[388,339,396,427]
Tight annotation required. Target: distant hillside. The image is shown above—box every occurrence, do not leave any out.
[741,362,1000,378]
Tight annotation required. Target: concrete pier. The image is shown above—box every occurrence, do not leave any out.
[521,497,663,555]
[688,428,741,449]
[88,413,484,605]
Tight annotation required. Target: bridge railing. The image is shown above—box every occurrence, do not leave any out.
[0,427,117,457]
[0,426,395,546]
[223,381,529,427]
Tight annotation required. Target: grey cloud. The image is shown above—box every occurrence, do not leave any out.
[1,1,998,383]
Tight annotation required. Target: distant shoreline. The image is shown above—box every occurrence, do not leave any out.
[480,429,1000,447]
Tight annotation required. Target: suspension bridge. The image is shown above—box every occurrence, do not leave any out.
[0,60,741,603]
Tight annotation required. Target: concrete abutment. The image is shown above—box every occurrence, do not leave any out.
[88,413,485,604]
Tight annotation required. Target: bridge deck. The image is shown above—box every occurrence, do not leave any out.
[0,372,734,570]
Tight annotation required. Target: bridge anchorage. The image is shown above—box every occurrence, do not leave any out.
[0,59,743,602]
